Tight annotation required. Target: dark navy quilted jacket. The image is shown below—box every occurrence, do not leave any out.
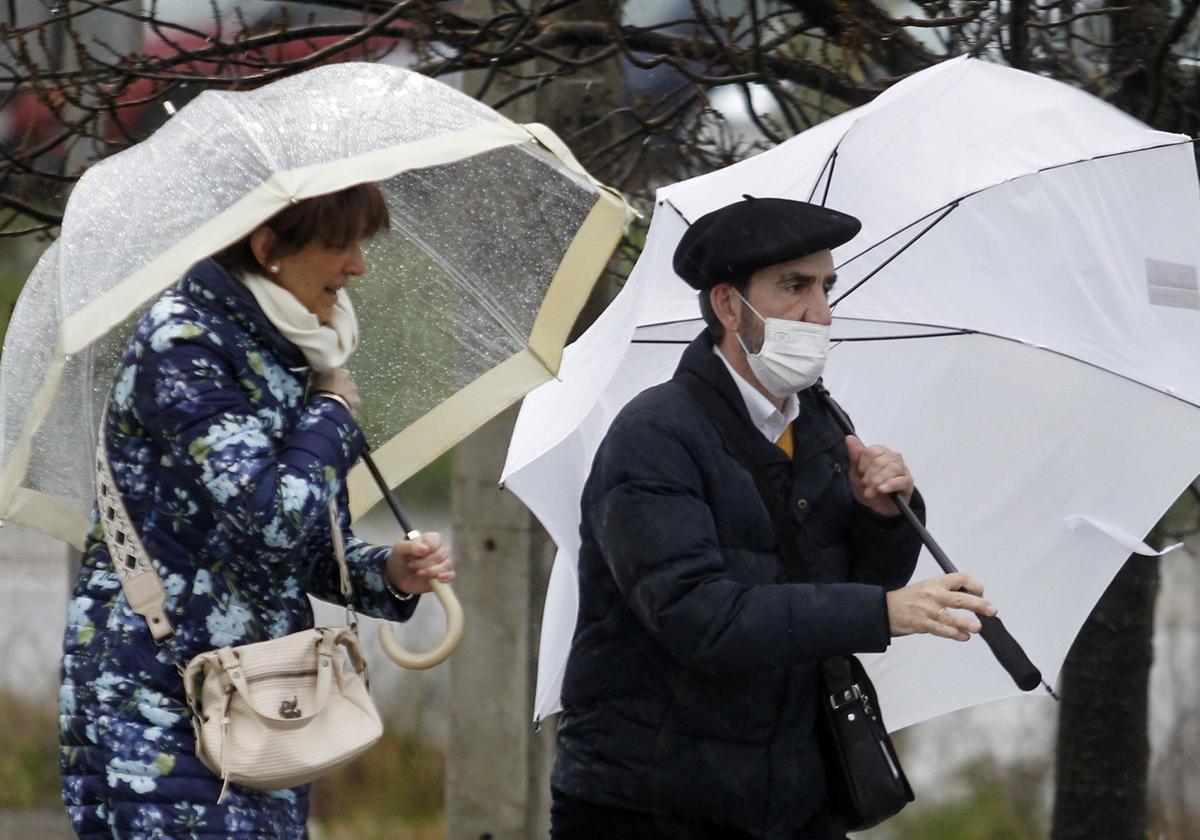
[59,259,416,839]
[553,331,924,839]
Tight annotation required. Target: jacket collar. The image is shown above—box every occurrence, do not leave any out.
[712,345,799,441]
[179,259,308,370]
[673,330,843,466]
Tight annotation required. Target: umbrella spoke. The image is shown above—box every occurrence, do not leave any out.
[831,201,959,307]
[831,330,972,343]
[633,329,974,347]
[814,149,838,208]
[662,198,692,226]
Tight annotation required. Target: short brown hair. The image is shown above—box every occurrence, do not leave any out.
[214,182,390,275]
[699,277,750,341]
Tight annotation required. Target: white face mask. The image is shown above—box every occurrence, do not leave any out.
[734,290,830,398]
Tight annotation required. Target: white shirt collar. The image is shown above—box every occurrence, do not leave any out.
[713,345,799,444]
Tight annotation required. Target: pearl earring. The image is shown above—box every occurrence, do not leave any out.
[268,264,280,275]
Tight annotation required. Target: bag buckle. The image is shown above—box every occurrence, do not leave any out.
[830,683,864,711]
[831,682,876,718]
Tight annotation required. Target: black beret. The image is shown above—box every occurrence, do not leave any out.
[672,196,862,290]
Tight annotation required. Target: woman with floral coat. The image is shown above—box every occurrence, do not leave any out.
[59,184,454,839]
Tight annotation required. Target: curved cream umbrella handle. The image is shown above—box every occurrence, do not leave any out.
[378,532,465,670]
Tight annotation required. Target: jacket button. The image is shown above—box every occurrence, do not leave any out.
[797,499,808,510]
[834,463,843,474]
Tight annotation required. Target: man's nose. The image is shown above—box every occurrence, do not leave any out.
[805,295,833,327]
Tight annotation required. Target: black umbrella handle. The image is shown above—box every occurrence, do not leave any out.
[812,383,1052,697]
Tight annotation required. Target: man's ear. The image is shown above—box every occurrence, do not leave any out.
[248,227,277,272]
[711,284,740,334]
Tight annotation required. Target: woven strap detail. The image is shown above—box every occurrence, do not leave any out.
[96,420,174,640]
[94,405,357,643]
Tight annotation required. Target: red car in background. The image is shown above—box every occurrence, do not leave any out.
[3,1,436,167]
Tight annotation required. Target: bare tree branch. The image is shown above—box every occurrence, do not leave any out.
[1,0,1198,241]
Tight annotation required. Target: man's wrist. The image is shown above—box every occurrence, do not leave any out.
[856,498,905,526]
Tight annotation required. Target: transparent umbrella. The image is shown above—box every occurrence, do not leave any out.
[0,61,628,669]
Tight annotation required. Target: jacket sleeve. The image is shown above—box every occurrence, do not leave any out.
[131,323,363,559]
[303,491,419,623]
[589,407,892,674]
[847,489,925,590]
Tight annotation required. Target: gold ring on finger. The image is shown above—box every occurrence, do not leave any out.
[936,607,948,623]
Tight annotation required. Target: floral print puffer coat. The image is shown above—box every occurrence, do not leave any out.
[59,259,416,839]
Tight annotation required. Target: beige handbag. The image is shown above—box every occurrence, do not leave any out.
[182,626,382,797]
[96,421,383,801]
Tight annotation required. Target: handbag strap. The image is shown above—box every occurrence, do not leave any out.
[95,406,356,641]
[96,419,176,640]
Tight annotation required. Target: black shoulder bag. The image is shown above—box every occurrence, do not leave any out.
[677,374,914,832]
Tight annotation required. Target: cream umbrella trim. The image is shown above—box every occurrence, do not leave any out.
[0,340,69,539]
[9,486,91,550]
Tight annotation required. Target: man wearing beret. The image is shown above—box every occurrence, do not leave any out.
[549,197,996,839]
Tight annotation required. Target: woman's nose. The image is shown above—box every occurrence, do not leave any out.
[345,245,366,276]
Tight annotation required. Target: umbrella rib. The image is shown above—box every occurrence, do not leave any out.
[830,202,960,307]
[662,199,692,226]
[830,329,972,342]
[665,141,1191,278]
[388,210,530,351]
[632,329,972,346]
[631,319,1200,410]
[832,316,1200,411]
[805,148,839,206]
[831,138,1195,285]
[639,316,707,329]
[820,150,837,207]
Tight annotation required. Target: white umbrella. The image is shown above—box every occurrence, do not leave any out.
[502,56,1200,729]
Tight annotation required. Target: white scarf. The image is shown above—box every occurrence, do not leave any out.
[240,272,359,371]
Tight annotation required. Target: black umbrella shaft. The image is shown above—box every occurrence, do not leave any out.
[814,384,1044,694]
[361,444,415,536]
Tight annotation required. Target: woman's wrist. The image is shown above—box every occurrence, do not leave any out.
[311,390,353,415]
[386,577,418,602]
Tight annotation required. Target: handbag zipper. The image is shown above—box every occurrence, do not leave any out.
[245,668,318,684]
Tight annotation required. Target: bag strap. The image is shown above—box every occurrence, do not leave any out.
[95,405,356,640]
[676,371,808,583]
[329,499,353,605]
[676,373,860,690]
[96,418,176,640]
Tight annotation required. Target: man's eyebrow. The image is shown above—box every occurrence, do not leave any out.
[778,272,838,285]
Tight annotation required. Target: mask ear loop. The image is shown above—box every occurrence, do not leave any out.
[731,288,766,359]
[733,288,768,324]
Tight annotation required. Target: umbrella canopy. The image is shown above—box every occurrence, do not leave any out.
[0,62,626,552]
[502,56,1200,729]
